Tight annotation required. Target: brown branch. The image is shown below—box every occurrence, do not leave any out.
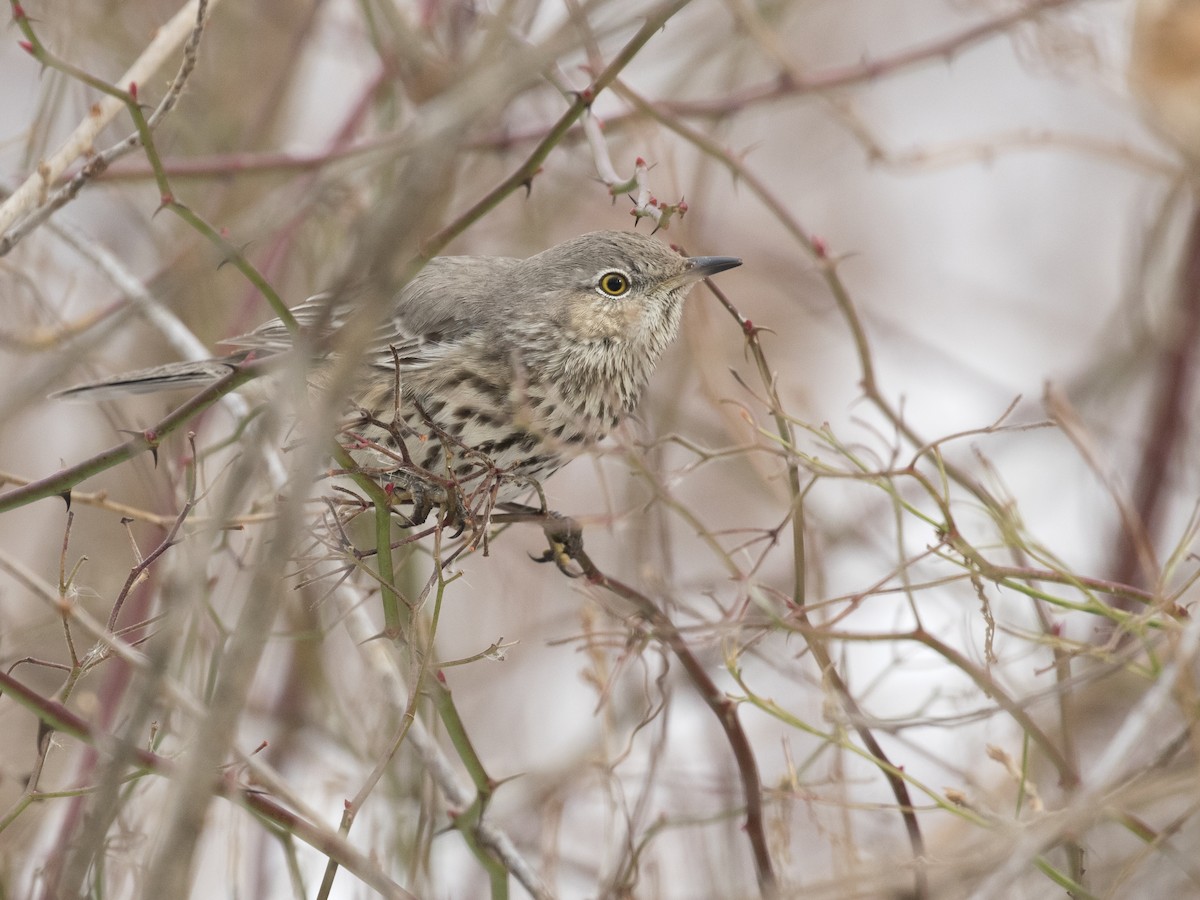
[106,439,198,633]
[1112,203,1200,598]
[418,0,699,259]
[682,0,1085,116]
[702,279,929,897]
[0,670,415,899]
[544,532,778,897]
[89,0,1097,189]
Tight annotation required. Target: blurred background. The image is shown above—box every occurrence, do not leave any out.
[1,1,1197,897]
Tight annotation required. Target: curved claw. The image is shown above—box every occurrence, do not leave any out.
[407,478,433,526]
[441,485,470,538]
[533,513,586,577]
[446,496,468,540]
[382,472,432,526]
[530,546,584,578]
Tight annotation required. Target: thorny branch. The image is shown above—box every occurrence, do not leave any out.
[1,0,215,254]
[540,521,779,897]
[0,669,416,900]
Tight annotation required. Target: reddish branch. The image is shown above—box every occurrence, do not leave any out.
[1112,205,1200,598]
[92,0,1088,184]
[0,669,415,898]
[558,539,779,897]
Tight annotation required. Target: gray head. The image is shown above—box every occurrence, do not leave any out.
[516,230,740,346]
[395,230,739,341]
[389,230,739,411]
[472,230,743,416]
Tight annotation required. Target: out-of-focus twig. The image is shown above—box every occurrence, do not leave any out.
[1109,204,1200,602]
[0,669,417,900]
[0,0,218,248]
[0,359,268,514]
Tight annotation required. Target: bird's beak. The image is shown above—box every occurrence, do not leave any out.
[671,254,742,289]
[687,255,742,277]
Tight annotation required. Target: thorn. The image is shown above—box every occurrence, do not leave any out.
[60,490,72,511]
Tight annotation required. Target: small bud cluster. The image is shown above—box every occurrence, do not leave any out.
[582,111,686,232]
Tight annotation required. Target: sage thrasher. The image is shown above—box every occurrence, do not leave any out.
[56,230,742,522]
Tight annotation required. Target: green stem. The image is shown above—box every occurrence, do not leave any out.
[0,362,265,513]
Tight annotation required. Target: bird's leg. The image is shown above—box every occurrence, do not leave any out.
[399,475,434,527]
[343,412,456,529]
[438,481,470,539]
[495,503,586,577]
[536,511,585,577]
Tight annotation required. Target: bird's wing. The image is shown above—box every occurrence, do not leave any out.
[53,257,526,400]
[221,292,343,355]
[223,255,521,366]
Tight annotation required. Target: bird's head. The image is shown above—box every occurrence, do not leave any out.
[520,230,741,351]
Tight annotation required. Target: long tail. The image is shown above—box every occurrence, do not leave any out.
[51,354,249,401]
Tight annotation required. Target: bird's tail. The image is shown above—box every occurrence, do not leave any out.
[51,354,249,401]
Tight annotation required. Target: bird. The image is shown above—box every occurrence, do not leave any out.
[55,230,742,523]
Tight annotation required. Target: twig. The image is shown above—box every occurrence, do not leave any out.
[542,523,778,897]
[0,359,269,514]
[0,0,219,247]
[0,669,416,899]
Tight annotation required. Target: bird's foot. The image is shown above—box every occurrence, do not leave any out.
[532,512,585,577]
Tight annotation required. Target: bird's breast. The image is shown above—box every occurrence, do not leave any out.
[350,350,622,504]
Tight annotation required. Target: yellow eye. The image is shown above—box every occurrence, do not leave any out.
[597,271,631,297]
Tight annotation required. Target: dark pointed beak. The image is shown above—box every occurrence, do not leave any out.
[686,255,742,279]
[668,254,741,290]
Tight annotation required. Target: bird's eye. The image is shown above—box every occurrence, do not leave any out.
[596,271,631,297]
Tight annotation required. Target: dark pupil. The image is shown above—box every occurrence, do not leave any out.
[605,275,624,293]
